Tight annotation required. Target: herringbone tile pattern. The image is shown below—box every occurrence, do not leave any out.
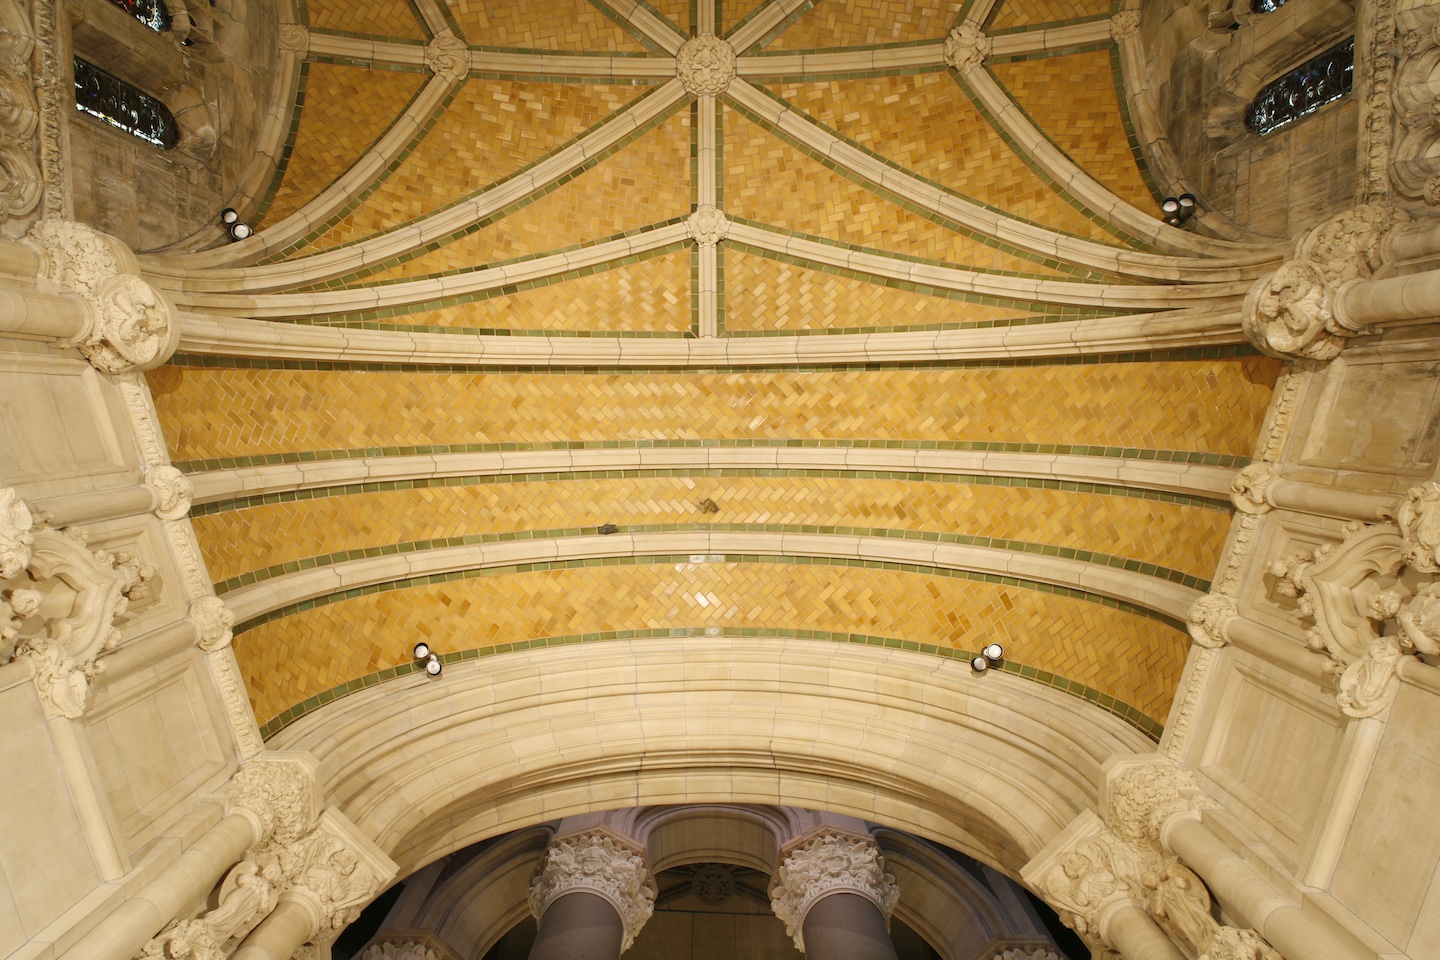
[357,110,692,280]
[990,51,1155,210]
[298,80,645,253]
[146,359,1281,460]
[650,0,690,33]
[234,562,1188,725]
[261,64,427,229]
[988,0,1111,30]
[306,0,426,38]
[770,74,1127,244]
[725,249,1029,329]
[724,0,767,34]
[448,0,649,50]
[723,107,1067,275]
[766,0,964,49]
[194,475,1228,584]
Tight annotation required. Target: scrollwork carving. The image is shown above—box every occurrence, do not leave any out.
[145,466,194,521]
[1186,593,1237,649]
[528,828,656,952]
[190,596,234,651]
[768,829,899,952]
[1230,462,1279,515]
[676,36,736,96]
[425,30,469,84]
[944,23,988,73]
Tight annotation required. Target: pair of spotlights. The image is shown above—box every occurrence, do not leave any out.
[220,207,253,241]
[1160,194,1196,228]
[971,642,1004,674]
[412,642,443,677]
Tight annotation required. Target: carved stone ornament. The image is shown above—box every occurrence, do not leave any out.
[769,829,900,952]
[1104,756,1217,851]
[1109,10,1141,42]
[278,23,309,55]
[676,35,736,96]
[190,596,235,651]
[224,754,320,849]
[356,943,442,960]
[136,919,225,960]
[1143,861,1280,960]
[1186,593,1237,649]
[24,220,131,293]
[139,856,283,959]
[944,23,989,73]
[1229,462,1279,515]
[1022,817,1150,953]
[1297,204,1409,287]
[283,828,389,933]
[425,30,469,84]
[1240,260,1346,360]
[528,828,657,952]
[1390,1,1440,202]
[994,950,1063,960]
[686,204,729,247]
[0,0,41,224]
[1397,481,1440,573]
[0,487,34,579]
[145,466,194,521]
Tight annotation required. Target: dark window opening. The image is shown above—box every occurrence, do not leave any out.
[103,0,172,32]
[1245,37,1353,136]
[73,57,180,149]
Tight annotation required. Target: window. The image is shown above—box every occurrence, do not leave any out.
[104,0,172,33]
[1245,37,1354,136]
[73,57,180,149]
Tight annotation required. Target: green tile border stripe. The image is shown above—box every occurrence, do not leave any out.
[195,466,1231,518]
[211,521,1211,598]
[587,0,673,55]
[252,60,312,226]
[164,343,1260,375]
[1108,43,1166,207]
[255,625,1165,741]
[987,14,1110,38]
[743,37,945,59]
[726,0,815,51]
[174,438,1248,477]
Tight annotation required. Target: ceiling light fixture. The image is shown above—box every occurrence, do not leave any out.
[413,642,442,677]
[972,642,1005,674]
[1161,194,1197,228]
[221,207,253,242]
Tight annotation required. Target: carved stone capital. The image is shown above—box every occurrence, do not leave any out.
[676,35,736,96]
[1186,593,1237,649]
[1020,813,1151,954]
[944,23,989,73]
[281,810,396,936]
[686,204,728,247]
[145,466,194,521]
[1240,260,1345,360]
[425,30,469,84]
[190,596,235,651]
[278,23,309,55]
[768,828,900,952]
[528,828,656,952]
[356,942,444,960]
[1300,204,1409,286]
[1230,462,1279,515]
[24,220,134,292]
[1397,481,1440,573]
[224,753,321,849]
[136,919,225,960]
[1109,11,1141,41]
[994,950,1063,960]
[1103,755,1217,851]
[0,487,34,579]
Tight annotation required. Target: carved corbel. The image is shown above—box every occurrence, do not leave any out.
[1186,593,1238,649]
[1398,480,1440,572]
[274,810,397,943]
[1103,755,1217,852]
[528,827,657,952]
[145,466,194,521]
[190,596,235,652]
[768,828,900,953]
[1110,11,1141,42]
[944,23,989,73]
[278,23,309,55]
[1020,813,1154,955]
[1231,462,1280,515]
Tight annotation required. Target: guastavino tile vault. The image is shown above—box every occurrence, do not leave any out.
[0,0,1438,958]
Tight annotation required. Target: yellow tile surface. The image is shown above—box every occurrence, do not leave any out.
[196,476,1228,585]
[298,80,647,253]
[768,75,1128,244]
[987,0,1110,30]
[147,359,1281,460]
[764,0,963,50]
[369,250,691,331]
[261,64,427,229]
[725,249,1030,330]
[723,107,1067,275]
[306,0,426,38]
[989,52,1156,211]
[235,563,1188,725]
[356,110,692,281]
[651,0,691,34]
[724,0,767,34]
[448,0,649,50]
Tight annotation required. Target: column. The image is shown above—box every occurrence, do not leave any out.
[230,897,322,960]
[769,829,901,960]
[526,828,656,959]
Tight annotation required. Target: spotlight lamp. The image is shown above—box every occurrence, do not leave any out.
[220,207,239,224]
[970,655,990,673]
[1161,193,1198,228]
[221,208,253,242]
[971,642,1005,674]
[413,642,442,677]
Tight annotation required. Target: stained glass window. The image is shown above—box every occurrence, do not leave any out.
[1245,38,1354,136]
[104,0,171,32]
[73,57,180,149]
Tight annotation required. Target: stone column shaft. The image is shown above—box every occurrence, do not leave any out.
[230,896,322,960]
[1335,268,1440,328]
[526,890,626,960]
[59,812,259,960]
[1264,480,1396,524]
[0,286,88,341]
[29,485,161,527]
[1098,901,1188,960]
[527,828,656,956]
[1224,616,1332,682]
[800,892,899,960]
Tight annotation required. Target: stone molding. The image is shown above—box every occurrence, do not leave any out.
[686,204,728,247]
[527,827,656,952]
[278,23,310,55]
[768,828,900,952]
[1185,593,1238,650]
[944,23,989,73]
[190,596,236,652]
[22,221,181,373]
[145,466,194,521]
[1230,461,1280,515]
[0,0,41,224]
[676,35,736,95]
[425,30,469,84]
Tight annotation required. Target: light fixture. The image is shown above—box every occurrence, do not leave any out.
[982,642,1004,661]
[413,641,430,659]
[425,656,443,677]
[970,655,989,673]
[1161,193,1197,228]
[413,642,442,677]
[221,208,252,242]
[229,222,252,241]
[972,642,1005,674]
[220,207,239,224]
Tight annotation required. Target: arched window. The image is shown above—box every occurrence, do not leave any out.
[73,57,180,149]
[1245,37,1353,136]
[104,0,172,33]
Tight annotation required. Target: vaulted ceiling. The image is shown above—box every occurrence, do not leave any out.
[142,0,1284,742]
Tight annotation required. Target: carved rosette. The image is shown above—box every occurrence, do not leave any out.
[225,754,320,849]
[676,36,736,96]
[0,487,34,579]
[278,23,310,55]
[686,204,729,247]
[1109,11,1141,41]
[190,596,235,651]
[425,30,469,84]
[1229,462,1279,515]
[145,466,194,521]
[768,829,900,952]
[1104,757,1216,850]
[1397,481,1440,573]
[943,23,988,73]
[528,829,656,951]
[1186,593,1237,649]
